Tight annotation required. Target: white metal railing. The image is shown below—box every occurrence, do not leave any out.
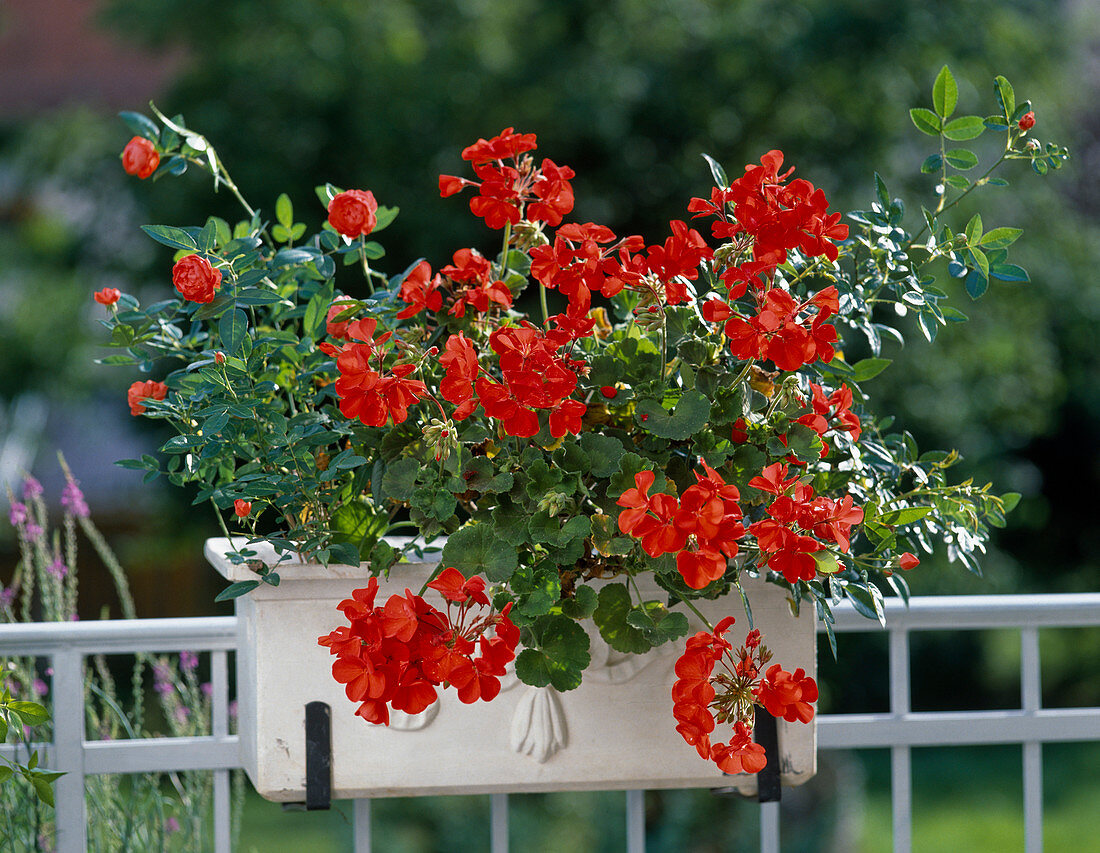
[2,594,1100,853]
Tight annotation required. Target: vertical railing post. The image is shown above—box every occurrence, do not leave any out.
[211,649,232,853]
[490,793,509,853]
[1020,626,1043,853]
[759,800,781,853]
[889,627,911,853]
[626,789,645,853]
[354,798,372,852]
[51,648,86,853]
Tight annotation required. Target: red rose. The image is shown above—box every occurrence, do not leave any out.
[326,298,357,339]
[127,380,168,416]
[234,499,252,517]
[94,287,121,306]
[327,190,378,238]
[121,136,160,179]
[172,255,222,304]
[1018,111,1036,131]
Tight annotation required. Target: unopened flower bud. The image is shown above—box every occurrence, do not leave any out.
[1025,138,1041,151]
[214,351,226,364]
[423,417,459,462]
[1018,111,1036,131]
[427,346,439,356]
[512,219,549,250]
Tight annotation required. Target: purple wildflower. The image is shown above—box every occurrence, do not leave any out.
[61,478,90,518]
[8,501,26,526]
[228,699,238,720]
[24,522,43,542]
[0,586,14,609]
[33,678,48,697]
[22,476,43,500]
[165,817,180,834]
[153,662,174,696]
[201,682,213,698]
[173,706,190,724]
[47,558,68,580]
[180,650,199,672]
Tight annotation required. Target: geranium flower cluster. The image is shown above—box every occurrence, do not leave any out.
[616,463,745,590]
[318,317,428,428]
[748,462,864,583]
[439,127,575,230]
[672,617,817,774]
[318,567,519,725]
[690,150,848,371]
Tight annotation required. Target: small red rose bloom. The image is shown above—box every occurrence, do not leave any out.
[899,552,920,570]
[127,380,168,416]
[1018,111,1036,131]
[234,499,251,517]
[172,255,222,304]
[121,136,159,179]
[328,189,378,238]
[93,287,121,306]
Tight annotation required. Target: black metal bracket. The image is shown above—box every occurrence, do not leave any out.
[304,700,332,811]
[708,709,782,804]
[754,709,781,803]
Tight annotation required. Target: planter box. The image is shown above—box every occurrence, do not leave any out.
[206,537,816,801]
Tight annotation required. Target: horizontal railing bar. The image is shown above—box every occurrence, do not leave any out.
[825,593,1100,632]
[83,735,241,774]
[819,708,1100,748]
[0,617,237,655]
[1,594,1099,656]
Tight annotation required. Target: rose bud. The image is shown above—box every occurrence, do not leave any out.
[234,499,252,517]
[121,136,160,179]
[1018,111,1036,131]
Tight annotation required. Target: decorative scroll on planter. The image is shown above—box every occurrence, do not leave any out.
[206,538,816,801]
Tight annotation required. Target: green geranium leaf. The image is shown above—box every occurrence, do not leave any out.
[440,524,518,582]
[411,485,457,522]
[514,649,553,688]
[561,585,599,619]
[380,457,419,502]
[459,456,514,494]
[490,494,530,546]
[367,539,397,574]
[579,433,626,478]
[525,459,565,501]
[512,563,561,618]
[608,452,664,500]
[520,614,591,692]
[593,583,651,654]
[635,389,710,439]
[590,513,634,557]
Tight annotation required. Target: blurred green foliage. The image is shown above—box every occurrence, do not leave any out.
[1,0,1097,588]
